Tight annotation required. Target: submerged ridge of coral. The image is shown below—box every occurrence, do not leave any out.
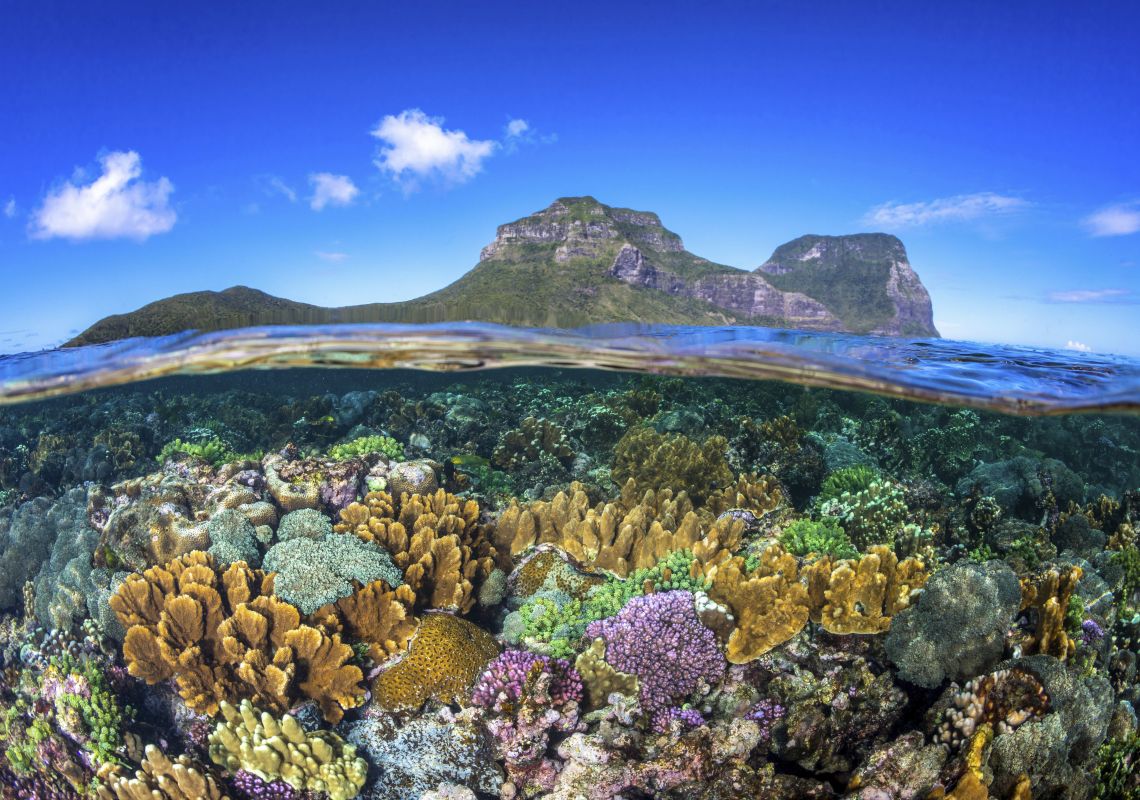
[1,368,1139,800]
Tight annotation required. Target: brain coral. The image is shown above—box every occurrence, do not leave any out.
[373,611,501,711]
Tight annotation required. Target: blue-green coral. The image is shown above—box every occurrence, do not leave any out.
[779,517,858,559]
[329,434,404,462]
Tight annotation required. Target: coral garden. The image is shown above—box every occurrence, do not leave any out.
[1,367,1139,799]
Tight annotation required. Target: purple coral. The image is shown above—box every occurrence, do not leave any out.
[585,590,726,731]
[746,698,786,742]
[1081,618,1106,646]
[662,706,706,728]
[230,769,315,800]
[472,649,584,713]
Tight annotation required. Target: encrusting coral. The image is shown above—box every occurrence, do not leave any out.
[208,699,368,800]
[1017,564,1083,660]
[109,551,365,722]
[335,489,497,612]
[95,744,229,800]
[373,611,501,711]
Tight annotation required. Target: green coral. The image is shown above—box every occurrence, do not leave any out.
[1094,734,1139,799]
[50,653,133,768]
[818,465,879,503]
[156,436,258,467]
[1111,546,1140,614]
[820,480,909,550]
[328,434,404,462]
[779,517,858,559]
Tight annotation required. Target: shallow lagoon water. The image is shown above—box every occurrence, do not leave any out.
[1,323,1138,799]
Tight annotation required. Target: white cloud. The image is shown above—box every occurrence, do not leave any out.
[309,173,360,210]
[1065,340,1092,352]
[1048,288,1132,303]
[261,175,297,203]
[371,109,497,188]
[30,151,176,241]
[505,118,530,138]
[1082,202,1140,237]
[864,192,1028,228]
[3,197,14,218]
[315,251,349,262]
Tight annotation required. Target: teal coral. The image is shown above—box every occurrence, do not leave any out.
[329,434,404,462]
[819,465,879,502]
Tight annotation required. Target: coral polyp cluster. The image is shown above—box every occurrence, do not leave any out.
[1,369,1138,799]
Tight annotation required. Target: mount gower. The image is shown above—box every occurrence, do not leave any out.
[67,196,938,346]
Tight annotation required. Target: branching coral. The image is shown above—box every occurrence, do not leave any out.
[820,480,909,550]
[936,667,1050,751]
[208,699,368,800]
[611,427,734,503]
[804,545,928,635]
[708,545,810,664]
[95,745,229,800]
[1017,565,1083,660]
[373,611,501,711]
[334,489,496,612]
[779,517,857,559]
[328,434,404,462]
[492,416,574,470]
[110,551,365,721]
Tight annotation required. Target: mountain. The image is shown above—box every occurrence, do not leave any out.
[65,196,938,346]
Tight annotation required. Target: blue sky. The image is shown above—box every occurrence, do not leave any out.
[1,1,1137,354]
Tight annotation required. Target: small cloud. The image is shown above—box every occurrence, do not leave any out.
[257,175,297,203]
[315,251,349,262]
[3,197,14,218]
[371,109,497,190]
[864,192,1028,228]
[1065,340,1092,352]
[1082,202,1140,237]
[30,150,176,241]
[309,173,360,211]
[505,118,530,138]
[1048,288,1134,303]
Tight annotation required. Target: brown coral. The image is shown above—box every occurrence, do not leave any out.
[372,611,501,711]
[110,551,365,721]
[937,667,1049,751]
[95,745,229,800]
[492,415,575,470]
[708,545,810,664]
[611,426,734,504]
[312,580,419,662]
[805,545,928,635]
[493,479,758,578]
[334,489,496,612]
[1017,565,1082,660]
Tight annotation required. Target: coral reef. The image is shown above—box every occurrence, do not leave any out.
[611,426,733,503]
[493,416,575,470]
[262,531,403,615]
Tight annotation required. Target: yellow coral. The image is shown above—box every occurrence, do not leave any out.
[574,637,639,708]
[1018,565,1082,660]
[709,545,810,664]
[373,611,500,711]
[312,579,419,662]
[805,546,928,635]
[611,426,733,503]
[95,745,229,800]
[208,699,368,800]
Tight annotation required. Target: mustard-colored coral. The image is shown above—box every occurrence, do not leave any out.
[493,478,762,577]
[492,415,575,469]
[312,579,419,662]
[708,545,810,664]
[1018,565,1082,660]
[372,611,500,711]
[805,545,928,635]
[95,745,229,800]
[335,489,496,613]
[208,699,368,800]
[110,551,365,721]
[611,426,734,503]
[574,636,639,708]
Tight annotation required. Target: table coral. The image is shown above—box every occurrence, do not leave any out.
[708,545,810,664]
[373,611,501,711]
[585,590,725,730]
[208,699,368,800]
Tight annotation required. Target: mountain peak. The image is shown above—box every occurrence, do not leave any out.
[480,197,684,261]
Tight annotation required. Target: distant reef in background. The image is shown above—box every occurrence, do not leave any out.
[66,196,939,346]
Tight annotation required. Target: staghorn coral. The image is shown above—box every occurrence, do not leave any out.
[611,426,734,504]
[493,479,754,578]
[804,545,928,635]
[334,489,496,612]
[208,699,368,800]
[937,667,1050,751]
[373,611,501,711]
[109,551,365,721]
[95,744,229,800]
[708,544,810,664]
[262,531,403,615]
[1018,565,1083,660]
[492,416,575,470]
